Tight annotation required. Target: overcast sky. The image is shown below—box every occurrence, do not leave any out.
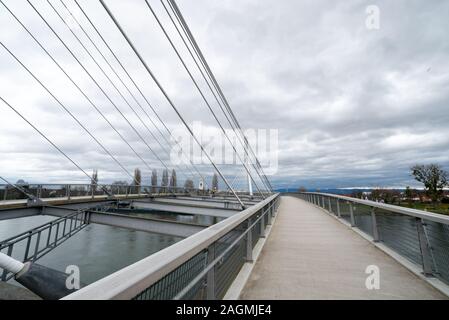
[0,0,448,190]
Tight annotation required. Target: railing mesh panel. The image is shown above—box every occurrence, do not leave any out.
[133,250,207,300]
[252,215,261,248]
[339,201,351,222]
[352,204,373,236]
[424,220,449,284]
[214,222,246,299]
[300,193,449,286]
[376,210,422,265]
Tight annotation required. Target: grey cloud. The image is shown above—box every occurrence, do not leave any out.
[1,0,448,190]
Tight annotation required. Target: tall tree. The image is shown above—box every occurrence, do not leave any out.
[211,173,219,191]
[133,168,141,194]
[161,169,169,192]
[91,169,98,193]
[411,164,448,203]
[151,169,158,193]
[405,186,414,206]
[169,169,177,191]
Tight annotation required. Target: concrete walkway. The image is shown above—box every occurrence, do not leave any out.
[240,196,447,300]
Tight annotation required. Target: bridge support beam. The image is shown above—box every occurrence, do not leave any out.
[43,206,205,238]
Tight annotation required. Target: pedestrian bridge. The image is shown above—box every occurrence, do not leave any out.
[1,191,449,300]
[241,196,446,299]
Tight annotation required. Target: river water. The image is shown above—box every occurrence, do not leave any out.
[0,210,219,287]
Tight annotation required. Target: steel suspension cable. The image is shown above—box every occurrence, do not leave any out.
[163,0,272,192]
[99,0,245,208]
[70,0,209,188]
[0,96,112,196]
[46,0,195,184]
[58,0,205,186]
[0,176,40,201]
[0,41,133,184]
[160,0,270,194]
[145,1,266,198]
[0,0,152,181]
[25,0,179,183]
[167,0,273,192]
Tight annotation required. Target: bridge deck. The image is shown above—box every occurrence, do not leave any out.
[241,196,447,299]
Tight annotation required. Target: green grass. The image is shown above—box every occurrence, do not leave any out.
[398,202,449,215]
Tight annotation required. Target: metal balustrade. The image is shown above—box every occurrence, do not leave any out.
[63,193,279,300]
[0,210,90,281]
[298,192,449,285]
[0,184,267,203]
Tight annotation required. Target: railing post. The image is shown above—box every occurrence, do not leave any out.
[371,207,379,242]
[66,184,71,200]
[328,197,332,213]
[321,196,324,208]
[206,244,216,299]
[336,199,341,217]
[267,205,272,225]
[349,203,356,227]
[245,220,253,262]
[416,218,434,276]
[3,187,7,201]
[260,210,266,238]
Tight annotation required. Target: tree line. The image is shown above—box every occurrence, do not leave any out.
[107,168,220,192]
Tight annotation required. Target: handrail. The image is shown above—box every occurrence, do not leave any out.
[63,193,279,300]
[301,192,449,225]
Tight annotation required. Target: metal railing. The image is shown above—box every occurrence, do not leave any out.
[0,210,90,281]
[0,184,189,201]
[298,192,449,285]
[62,193,279,300]
[0,184,267,203]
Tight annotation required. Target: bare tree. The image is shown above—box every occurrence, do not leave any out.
[151,169,158,193]
[370,189,401,204]
[169,169,177,191]
[411,164,448,204]
[211,173,219,192]
[91,169,98,193]
[133,168,141,194]
[404,186,417,206]
[161,169,169,192]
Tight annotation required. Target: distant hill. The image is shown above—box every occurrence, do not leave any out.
[275,188,406,195]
